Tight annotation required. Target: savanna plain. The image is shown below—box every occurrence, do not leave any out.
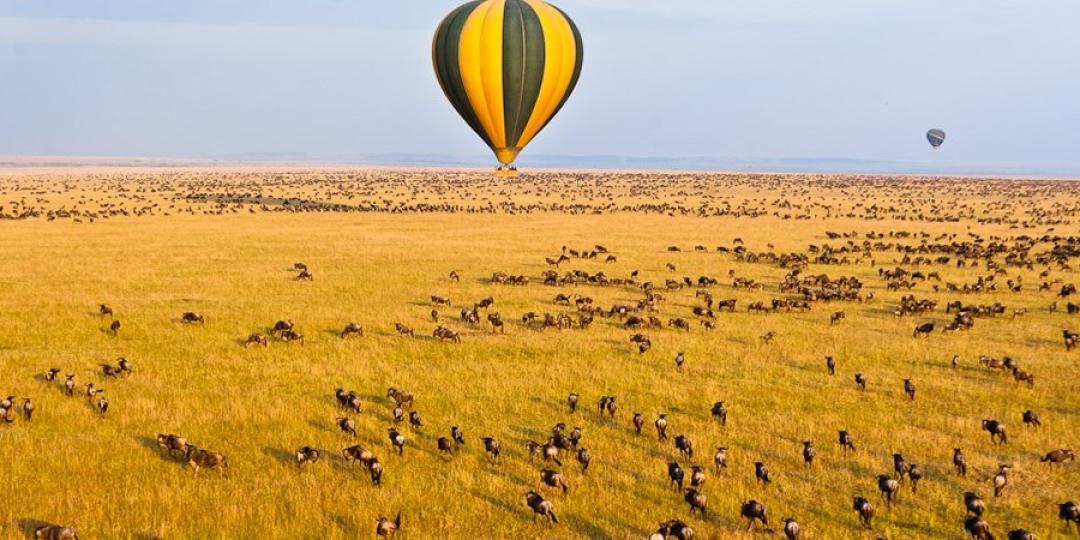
[0,168,1077,539]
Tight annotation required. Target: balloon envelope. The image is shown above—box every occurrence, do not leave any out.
[433,0,583,165]
[926,129,946,148]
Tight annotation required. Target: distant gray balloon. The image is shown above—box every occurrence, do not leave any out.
[926,129,946,148]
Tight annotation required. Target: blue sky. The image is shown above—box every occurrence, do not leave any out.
[1,1,1078,172]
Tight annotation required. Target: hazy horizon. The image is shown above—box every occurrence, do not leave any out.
[2,1,1078,175]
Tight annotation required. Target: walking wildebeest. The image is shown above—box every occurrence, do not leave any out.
[244,333,269,347]
[376,512,401,537]
[993,464,1011,496]
[913,322,934,337]
[711,401,727,426]
[965,516,993,539]
[481,436,500,462]
[684,488,706,516]
[965,491,986,516]
[714,447,728,471]
[651,520,693,540]
[853,496,874,528]
[388,427,405,455]
[741,500,769,530]
[394,323,414,337]
[186,445,228,476]
[1022,409,1041,427]
[99,304,113,318]
[109,320,121,335]
[181,311,205,324]
[838,430,856,452]
[1061,501,1079,528]
[1041,448,1075,464]
[783,517,800,540]
[525,490,558,524]
[157,433,190,457]
[982,419,1007,444]
[34,525,79,540]
[540,468,569,495]
[340,322,363,338]
[296,446,320,468]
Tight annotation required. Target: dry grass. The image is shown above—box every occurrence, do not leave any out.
[0,169,1077,539]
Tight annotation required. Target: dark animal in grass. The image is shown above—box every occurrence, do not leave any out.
[394,323,414,337]
[388,427,405,455]
[674,351,685,369]
[336,417,357,438]
[279,329,304,344]
[802,441,815,466]
[386,387,414,409]
[408,411,422,430]
[689,465,705,487]
[109,320,121,335]
[22,398,34,420]
[714,446,729,471]
[525,490,558,524]
[826,355,836,375]
[1060,501,1079,528]
[839,430,856,452]
[605,396,618,418]
[684,488,706,516]
[34,525,80,540]
[340,322,363,338]
[993,464,1011,496]
[567,392,578,414]
[64,374,76,396]
[186,445,228,477]
[633,412,644,434]
[741,500,769,530]
[878,474,900,504]
[913,322,934,337]
[1007,530,1035,540]
[296,446,320,468]
[667,461,685,490]
[157,433,190,457]
[1041,449,1075,464]
[954,448,968,476]
[481,436,500,462]
[335,388,362,412]
[99,304,113,318]
[437,436,453,456]
[96,395,109,416]
[982,419,1007,444]
[543,441,562,466]
[964,515,993,540]
[711,401,728,426]
[451,426,464,446]
[45,368,61,381]
[674,434,693,458]
[652,520,694,540]
[540,468,569,495]
[181,311,205,324]
[576,447,590,472]
[245,333,269,347]
[271,320,294,335]
[755,461,771,484]
[655,413,668,440]
[965,491,986,516]
[854,373,867,391]
[904,379,916,400]
[853,496,874,528]
[1022,409,1041,427]
[376,512,401,537]
[893,453,910,481]
[908,463,924,492]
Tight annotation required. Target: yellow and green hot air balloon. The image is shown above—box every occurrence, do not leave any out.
[433,0,583,175]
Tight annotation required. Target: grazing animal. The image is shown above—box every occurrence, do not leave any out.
[913,322,934,337]
[525,490,558,524]
[667,461,685,490]
[433,326,461,342]
[186,445,228,477]
[540,468,569,495]
[674,434,693,458]
[683,488,706,515]
[714,446,728,471]
[99,304,113,318]
[830,311,845,325]
[336,417,357,438]
[655,414,668,440]
[878,474,900,504]
[576,447,591,472]
[34,525,79,540]
[783,517,800,540]
[109,320,121,335]
[1060,501,1079,528]
[244,333,269,347]
[394,323,414,337]
[802,441,815,466]
[45,368,61,382]
[279,329,304,344]
[296,269,313,280]
[903,379,916,400]
[388,428,405,455]
[375,512,401,537]
[1022,409,1041,427]
[954,448,968,476]
[340,322,364,338]
[481,436,500,462]
[1041,448,1075,464]
[296,446,320,468]
[754,461,771,484]
[157,433,190,457]
[271,320,294,335]
[982,419,1007,444]
[964,516,993,540]
[711,401,727,426]
[965,491,986,516]
[181,311,205,324]
[853,496,874,528]
[431,309,439,322]
[993,464,1010,496]
[839,430,856,452]
[854,372,867,391]
[741,500,769,530]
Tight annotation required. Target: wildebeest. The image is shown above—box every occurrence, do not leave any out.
[431,295,452,306]
[965,491,986,516]
[651,520,693,540]
[893,453,910,480]
[1007,529,1034,540]
[567,392,579,414]
[1061,501,1079,528]
[525,490,558,525]
[376,512,401,537]
[540,468,569,495]
[451,425,465,446]
[654,413,668,440]
[333,416,357,437]
[741,500,769,530]
[45,368,61,382]
[181,311,205,324]
[157,433,190,457]
[1041,448,1075,464]
[1065,329,1079,350]
[982,419,1007,444]
[954,448,968,476]
[754,461,771,484]
[684,488,706,515]
[186,445,228,476]
[481,436,500,462]
[913,322,934,337]
[830,311,845,325]
[710,401,728,426]
[1022,409,1041,427]
[689,464,705,488]
[487,312,504,333]
[878,474,900,504]
[109,320,121,335]
[271,320,294,335]
[667,461,685,490]
[826,355,836,375]
[993,464,1010,496]
[903,379,916,400]
[340,322,364,338]
[853,496,874,528]
[854,373,867,391]
[433,326,461,342]
[296,446,320,468]
[279,329,304,344]
[965,516,993,539]
[22,398,34,420]
[802,441,815,466]
[838,430,856,452]
[296,269,313,280]
[387,387,413,409]
[64,374,75,396]
[244,333,269,347]
[99,304,113,318]
[783,517,800,540]
[96,395,109,416]
[34,525,79,540]
[674,434,693,458]
[387,427,405,455]
[576,447,590,472]
[394,323,414,337]
[909,463,924,491]
[714,446,728,471]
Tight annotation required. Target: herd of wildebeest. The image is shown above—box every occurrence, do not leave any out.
[3,170,1080,539]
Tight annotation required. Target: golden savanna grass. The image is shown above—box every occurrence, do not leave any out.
[0,168,1077,539]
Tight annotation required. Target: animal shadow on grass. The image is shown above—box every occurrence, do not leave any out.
[262,447,296,467]
[17,518,48,539]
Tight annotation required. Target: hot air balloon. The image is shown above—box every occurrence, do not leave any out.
[926,129,946,149]
[433,0,583,176]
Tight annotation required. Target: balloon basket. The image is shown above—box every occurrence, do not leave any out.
[495,167,519,178]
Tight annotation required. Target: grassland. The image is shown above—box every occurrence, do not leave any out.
[0,168,1077,539]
